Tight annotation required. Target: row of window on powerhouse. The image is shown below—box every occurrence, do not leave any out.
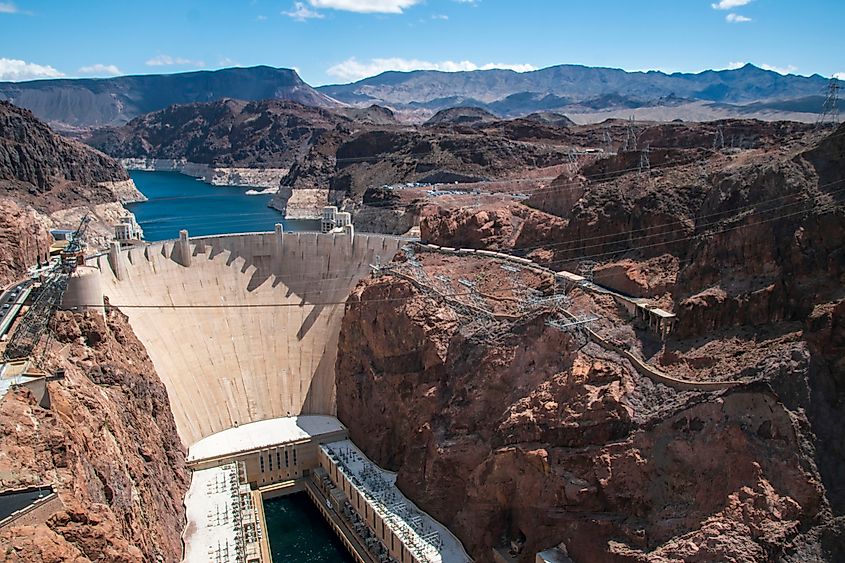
[258,448,298,473]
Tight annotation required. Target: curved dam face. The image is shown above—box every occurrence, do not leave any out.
[87,230,404,446]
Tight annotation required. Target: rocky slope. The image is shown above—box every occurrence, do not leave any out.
[424,107,499,126]
[336,122,845,561]
[0,66,339,131]
[272,121,573,219]
[337,251,844,563]
[0,101,132,208]
[0,101,144,283]
[0,308,189,562]
[86,98,352,168]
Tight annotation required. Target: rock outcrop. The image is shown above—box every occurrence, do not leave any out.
[0,198,51,286]
[0,101,132,211]
[0,101,143,283]
[0,308,189,562]
[87,99,350,169]
[336,250,842,562]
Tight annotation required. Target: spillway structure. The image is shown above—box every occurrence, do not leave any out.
[84,227,404,446]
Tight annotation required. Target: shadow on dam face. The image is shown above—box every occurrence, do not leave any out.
[88,231,404,447]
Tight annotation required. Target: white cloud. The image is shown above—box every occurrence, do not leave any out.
[327,57,536,81]
[453,0,480,4]
[759,63,798,75]
[218,57,238,67]
[0,2,20,14]
[711,0,752,9]
[283,2,324,20]
[834,72,845,80]
[78,63,122,76]
[727,61,746,70]
[307,0,420,14]
[256,14,268,21]
[0,58,64,81]
[432,14,448,20]
[145,55,205,67]
[725,12,751,23]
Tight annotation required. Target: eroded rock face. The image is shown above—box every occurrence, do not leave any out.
[0,309,189,562]
[0,101,128,211]
[336,263,838,562]
[0,197,51,286]
[419,203,568,252]
[0,100,143,273]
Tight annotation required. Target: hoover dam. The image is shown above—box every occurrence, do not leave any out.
[83,227,404,446]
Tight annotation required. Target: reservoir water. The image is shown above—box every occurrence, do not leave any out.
[126,170,319,242]
[264,493,354,563]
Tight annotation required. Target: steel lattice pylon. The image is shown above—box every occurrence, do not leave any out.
[817,78,840,126]
[3,274,68,361]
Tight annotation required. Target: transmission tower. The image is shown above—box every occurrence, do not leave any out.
[638,143,651,175]
[622,116,638,152]
[567,150,578,173]
[577,260,597,283]
[712,125,725,150]
[817,78,840,126]
[603,128,614,154]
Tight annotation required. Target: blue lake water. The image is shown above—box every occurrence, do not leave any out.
[264,493,354,563]
[126,170,319,242]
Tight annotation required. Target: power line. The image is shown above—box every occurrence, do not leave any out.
[518,182,845,255]
[65,196,841,311]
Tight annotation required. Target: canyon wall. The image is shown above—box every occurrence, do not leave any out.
[0,198,51,286]
[336,120,845,562]
[0,100,144,276]
[335,256,842,561]
[0,309,189,562]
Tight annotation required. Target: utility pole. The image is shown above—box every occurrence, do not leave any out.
[817,78,840,126]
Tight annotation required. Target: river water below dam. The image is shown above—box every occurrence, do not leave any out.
[264,493,354,562]
[127,170,319,241]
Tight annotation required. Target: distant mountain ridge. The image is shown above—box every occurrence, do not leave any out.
[0,64,832,129]
[318,63,831,117]
[0,66,339,130]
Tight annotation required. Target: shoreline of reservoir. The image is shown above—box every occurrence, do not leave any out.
[127,170,319,242]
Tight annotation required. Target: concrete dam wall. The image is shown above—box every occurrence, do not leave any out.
[86,230,404,446]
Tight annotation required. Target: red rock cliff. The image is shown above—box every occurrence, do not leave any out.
[0,308,189,562]
[336,250,842,562]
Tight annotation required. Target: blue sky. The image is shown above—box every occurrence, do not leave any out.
[1,0,843,85]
